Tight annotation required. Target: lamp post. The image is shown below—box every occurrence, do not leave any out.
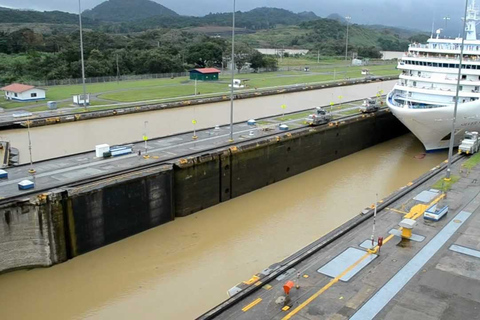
[143,121,148,155]
[446,0,469,181]
[345,16,351,61]
[443,16,451,29]
[229,0,236,142]
[27,118,35,174]
[78,0,87,109]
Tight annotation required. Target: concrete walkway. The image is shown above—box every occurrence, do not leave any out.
[210,155,480,320]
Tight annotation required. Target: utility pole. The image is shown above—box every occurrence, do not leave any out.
[443,16,451,30]
[78,0,87,109]
[229,0,236,142]
[317,49,320,64]
[144,121,149,155]
[446,0,469,180]
[27,117,35,174]
[345,16,351,61]
[116,53,120,85]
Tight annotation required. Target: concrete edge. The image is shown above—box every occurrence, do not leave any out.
[196,154,462,320]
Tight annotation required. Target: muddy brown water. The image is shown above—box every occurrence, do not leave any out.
[0,133,446,320]
[0,81,396,164]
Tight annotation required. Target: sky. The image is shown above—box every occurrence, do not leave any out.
[0,0,467,33]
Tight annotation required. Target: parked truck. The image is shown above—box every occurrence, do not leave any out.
[459,131,480,155]
[305,107,332,126]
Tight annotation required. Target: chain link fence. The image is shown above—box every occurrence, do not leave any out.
[1,60,395,88]
[21,72,189,87]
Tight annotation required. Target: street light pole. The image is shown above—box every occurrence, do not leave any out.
[446,0,469,180]
[144,121,148,155]
[27,118,35,174]
[345,16,351,61]
[443,16,451,30]
[229,0,236,142]
[78,0,87,109]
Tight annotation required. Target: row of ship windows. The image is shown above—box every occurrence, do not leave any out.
[401,60,480,69]
[399,81,480,92]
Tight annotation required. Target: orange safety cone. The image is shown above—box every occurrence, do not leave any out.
[283,281,295,295]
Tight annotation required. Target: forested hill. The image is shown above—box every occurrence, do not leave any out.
[83,0,179,22]
[198,8,318,29]
[0,7,96,25]
[97,7,319,32]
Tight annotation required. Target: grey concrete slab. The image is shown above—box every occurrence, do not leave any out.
[413,189,440,203]
[383,305,437,320]
[350,211,472,320]
[436,253,480,281]
[388,229,426,242]
[359,240,378,249]
[317,247,378,282]
[449,244,480,258]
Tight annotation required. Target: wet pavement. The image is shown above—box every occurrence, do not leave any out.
[208,155,480,320]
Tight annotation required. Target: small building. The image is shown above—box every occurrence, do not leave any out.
[73,94,90,106]
[352,58,364,66]
[189,68,221,81]
[1,83,46,102]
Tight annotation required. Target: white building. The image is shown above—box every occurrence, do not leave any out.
[380,51,404,60]
[255,48,310,56]
[1,83,46,102]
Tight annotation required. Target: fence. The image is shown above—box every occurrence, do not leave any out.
[2,60,395,88]
[23,72,189,87]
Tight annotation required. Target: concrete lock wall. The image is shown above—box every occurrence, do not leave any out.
[0,111,406,273]
[173,111,407,217]
[0,165,175,273]
[0,192,67,273]
[65,165,174,256]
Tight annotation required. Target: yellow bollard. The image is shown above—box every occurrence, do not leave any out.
[401,227,412,239]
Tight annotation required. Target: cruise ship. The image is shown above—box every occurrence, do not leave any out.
[387,0,480,151]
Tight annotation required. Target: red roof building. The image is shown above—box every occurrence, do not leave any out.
[1,83,36,93]
[1,83,46,101]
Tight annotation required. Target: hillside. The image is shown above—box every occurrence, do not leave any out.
[100,7,320,32]
[199,8,318,29]
[236,19,426,54]
[83,0,178,22]
[0,7,96,25]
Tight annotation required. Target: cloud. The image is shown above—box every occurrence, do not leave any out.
[0,0,467,32]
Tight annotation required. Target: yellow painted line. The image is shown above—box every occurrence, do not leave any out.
[254,281,263,286]
[282,306,291,311]
[262,284,272,290]
[283,232,396,320]
[386,207,409,215]
[282,253,371,319]
[283,193,444,319]
[242,298,262,312]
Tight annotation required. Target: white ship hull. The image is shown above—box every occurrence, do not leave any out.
[387,93,480,151]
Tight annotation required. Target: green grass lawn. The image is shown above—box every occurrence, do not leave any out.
[462,152,480,170]
[432,175,460,191]
[0,63,397,110]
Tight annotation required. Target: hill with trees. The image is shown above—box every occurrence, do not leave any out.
[0,7,97,25]
[83,0,179,22]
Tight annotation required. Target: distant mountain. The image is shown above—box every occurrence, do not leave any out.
[0,7,96,25]
[326,13,347,23]
[83,0,178,22]
[123,7,320,31]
